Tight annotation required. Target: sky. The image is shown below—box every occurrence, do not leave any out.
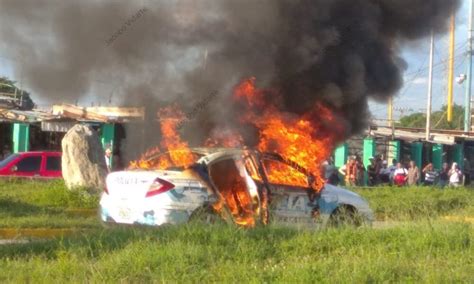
[369,0,472,122]
[0,0,472,117]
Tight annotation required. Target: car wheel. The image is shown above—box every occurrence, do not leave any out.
[328,205,362,227]
[189,206,224,225]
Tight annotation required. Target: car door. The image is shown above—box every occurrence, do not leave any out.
[11,154,42,177]
[258,157,316,225]
[202,151,263,226]
[42,154,62,178]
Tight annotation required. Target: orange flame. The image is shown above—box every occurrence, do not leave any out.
[233,78,342,192]
[233,77,265,108]
[129,147,172,170]
[204,129,244,148]
[129,105,197,170]
[159,106,197,168]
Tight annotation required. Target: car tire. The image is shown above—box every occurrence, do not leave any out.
[189,206,224,225]
[327,205,362,227]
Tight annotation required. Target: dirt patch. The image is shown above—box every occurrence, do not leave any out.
[0,228,91,239]
[0,239,30,245]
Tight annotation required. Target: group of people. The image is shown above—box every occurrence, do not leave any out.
[323,155,470,188]
[387,160,465,187]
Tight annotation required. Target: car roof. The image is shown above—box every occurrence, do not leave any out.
[194,148,311,176]
[190,147,248,155]
[196,148,252,164]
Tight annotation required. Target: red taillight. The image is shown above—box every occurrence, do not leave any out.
[145,178,175,198]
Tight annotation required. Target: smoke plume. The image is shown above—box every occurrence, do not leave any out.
[0,0,461,158]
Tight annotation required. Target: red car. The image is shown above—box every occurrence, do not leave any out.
[0,151,62,178]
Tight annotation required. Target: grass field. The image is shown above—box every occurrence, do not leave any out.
[0,179,98,229]
[0,179,473,282]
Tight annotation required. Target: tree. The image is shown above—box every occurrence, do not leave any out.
[397,104,464,130]
[0,77,35,110]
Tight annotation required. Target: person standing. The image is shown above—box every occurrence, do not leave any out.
[338,162,347,181]
[388,159,398,184]
[323,159,339,185]
[422,163,439,186]
[463,158,471,186]
[449,162,463,187]
[439,163,450,188]
[379,160,391,184]
[393,162,408,186]
[105,148,112,173]
[375,155,383,184]
[355,155,365,186]
[1,146,11,161]
[407,160,420,186]
[341,156,358,186]
[367,157,377,186]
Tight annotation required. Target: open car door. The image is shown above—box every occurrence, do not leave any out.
[202,150,263,226]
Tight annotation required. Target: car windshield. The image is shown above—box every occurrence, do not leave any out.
[261,158,309,188]
[0,154,19,168]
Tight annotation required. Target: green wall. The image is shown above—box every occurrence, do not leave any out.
[334,143,348,168]
[453,144,464,168]
[432,144,443,170]
[410,142,423,168]
[388,140,400,163]
[12,123,30,153]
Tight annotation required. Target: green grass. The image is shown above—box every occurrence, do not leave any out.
[354,186,474,220]
[0,179,99,229]
[0,223,472,282]
[0,180,473,282]
[0,179,98,208]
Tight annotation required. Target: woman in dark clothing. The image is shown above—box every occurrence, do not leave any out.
[367,157,378,186]
[438,163,449,188]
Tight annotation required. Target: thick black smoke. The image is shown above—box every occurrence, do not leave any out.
[0,0,461,159]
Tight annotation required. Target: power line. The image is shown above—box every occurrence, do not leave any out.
[404,47,466,77]
[395,48,468,104]
[388,40,469,118]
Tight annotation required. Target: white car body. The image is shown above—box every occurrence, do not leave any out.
[100,148,373,227]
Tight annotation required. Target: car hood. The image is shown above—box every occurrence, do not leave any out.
[322,184,372,212]
[322,184,362,199]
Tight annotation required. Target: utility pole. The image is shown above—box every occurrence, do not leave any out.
[465,0,474,132]
[426,31,435,141]
[447,13,456,122]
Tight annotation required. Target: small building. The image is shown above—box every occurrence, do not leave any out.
[0,104,144,169]
[334,125,474,172]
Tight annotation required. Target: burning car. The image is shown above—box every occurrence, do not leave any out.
[100,148,373,227]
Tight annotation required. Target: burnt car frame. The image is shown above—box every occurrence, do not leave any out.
[100,148,373,227]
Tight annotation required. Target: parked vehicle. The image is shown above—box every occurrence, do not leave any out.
[0,151,62,178]
[100,148,373,228]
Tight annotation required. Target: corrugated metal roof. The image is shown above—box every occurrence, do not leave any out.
[368,126,474,145]
[0,104,144,124]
